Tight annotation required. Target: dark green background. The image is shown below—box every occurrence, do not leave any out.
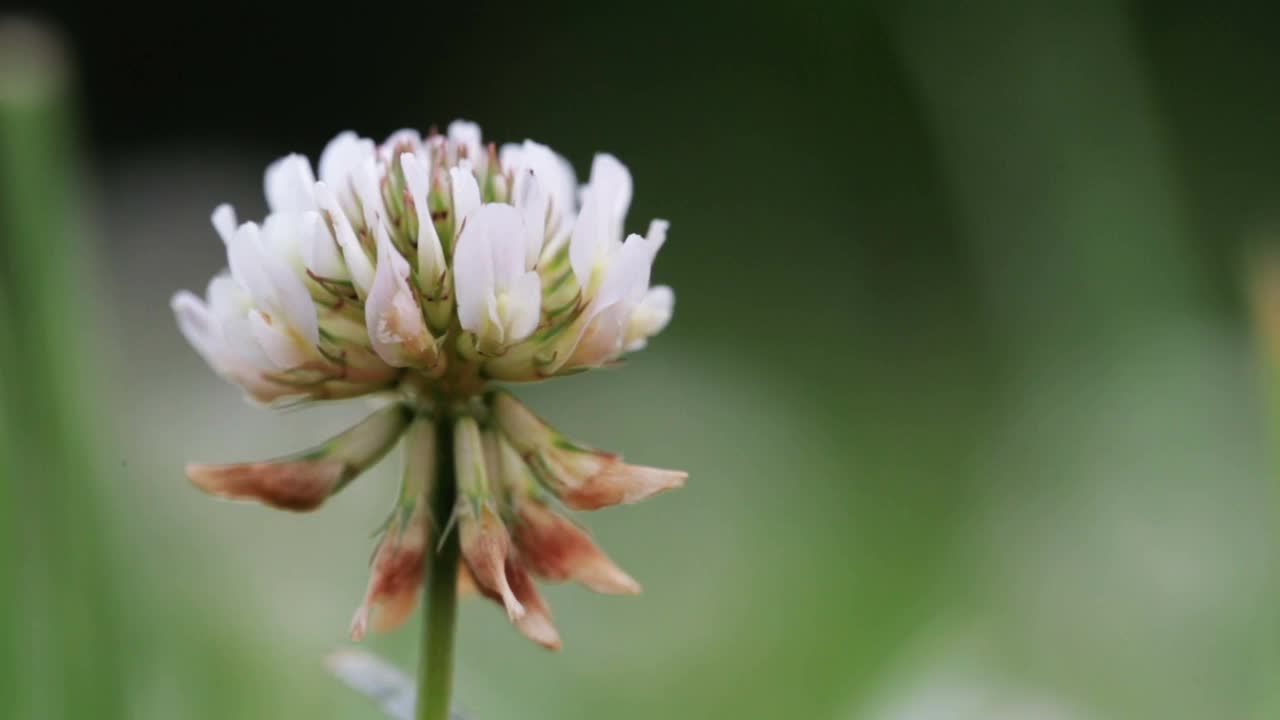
[2,2,1277,718]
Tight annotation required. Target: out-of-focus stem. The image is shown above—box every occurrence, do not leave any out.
[0,18,123,719]
[417,412,459,720]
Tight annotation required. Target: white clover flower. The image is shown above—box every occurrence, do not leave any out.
[173,122,685,658]
[175,123,676,402]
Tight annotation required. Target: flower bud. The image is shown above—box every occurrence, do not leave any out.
[490,391,686,510]
[186,403,412,511]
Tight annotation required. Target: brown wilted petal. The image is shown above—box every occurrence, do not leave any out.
[185,460,346,512]
[514,499,640,595]
[459,504,524,620]
[350,511,428,640]
[474,557,561,650]
[544,454,687,510]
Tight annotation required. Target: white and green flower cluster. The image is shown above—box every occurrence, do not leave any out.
[172,121,675,403]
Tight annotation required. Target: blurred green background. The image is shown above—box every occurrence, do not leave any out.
[2,1,1278,718]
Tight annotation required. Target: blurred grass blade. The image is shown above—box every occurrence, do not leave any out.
[0,17,125,719]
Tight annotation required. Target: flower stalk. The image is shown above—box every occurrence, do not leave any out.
[418,408,459,720]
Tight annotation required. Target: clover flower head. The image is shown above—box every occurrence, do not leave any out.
[173,122,684,652]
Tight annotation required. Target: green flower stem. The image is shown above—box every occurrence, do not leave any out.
[418,411,459,720]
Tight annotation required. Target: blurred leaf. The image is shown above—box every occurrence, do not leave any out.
[0,17,125,720]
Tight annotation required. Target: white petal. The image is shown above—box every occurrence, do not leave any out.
[481,204,527,289]
[645,218,669,252]
[625,285,674,351]
[567,301,629,368]
[504,270,542,343]
[260,211,309,272]
[211,204,237,245]
[380,129,423,162]
[249,309,310,369]
[593,233,654,318]
[319,132,376,219]
[353,157,385,231]
[264,154,317,213]
[569,194,606,292]
[204,274,273,370]
[365,226,430,367]
[171,290,226,370]
[304,212,350,280]
[569,154,634,288]
[502,140,578,255]
[206,272,252,321]
[316,181,375,297]
[517,171,548,270]
[226,222,277,309]
[450,166,481,231]
[253,214,320,346]
[401,152,445,280]
[453,206,497,335]
[588,153,633,228]
[447,120,483,163]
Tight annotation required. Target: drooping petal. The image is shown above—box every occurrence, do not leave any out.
[454,417,523,620]
[502,559,561,650]
[491,391,686,510]
[185,403,412,511]
[459,504,524,621]
[264,154,317,212]
[548,461,687,510]
[352,416,435,640]
[469,554,562,650]
[186,459,345,512]
[513,498,641,595]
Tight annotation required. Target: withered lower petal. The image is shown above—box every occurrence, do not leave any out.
[350,515,428,641]
[543,453,687,510]
[514,499,640,595]
[185,460,346,511]
[460,505,524,620]
[503,559,562,651]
